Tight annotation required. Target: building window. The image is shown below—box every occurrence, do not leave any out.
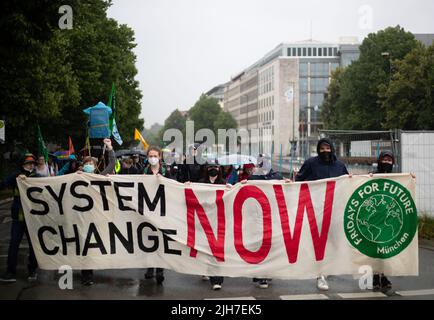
[302,48,307,56]
[318,48,322,56]
[299,63,308,77]
[328,47,333,56]
[313,47,317,56]
[287,48,292,56]
[292,47,297,56]
[297,47,302,56]
[308,48,312,56]
[333,47,338,56]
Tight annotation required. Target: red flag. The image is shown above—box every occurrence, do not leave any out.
[68,136,75,156]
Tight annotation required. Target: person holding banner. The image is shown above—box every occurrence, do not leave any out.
[143,146,172,285]
[369,151,394,291]
[295,138,349,291]
[0,154,38,283]
[198,160,227,290]
[79,138,116,286]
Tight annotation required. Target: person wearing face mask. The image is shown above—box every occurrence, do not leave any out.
[119,157,139,175]
[295,138,349,291]
[78,138,116,286]
[0,154,38,283]
[35,155,50,177]
[143,146,172,285]
[198,161,226,290]
[369,151,395,291]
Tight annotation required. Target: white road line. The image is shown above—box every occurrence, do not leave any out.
[205,296,256,300]
[280,294,329,300]
[396,289,434,297]
[337,292,387,299]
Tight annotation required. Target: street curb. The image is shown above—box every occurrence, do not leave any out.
[0,197,13,205]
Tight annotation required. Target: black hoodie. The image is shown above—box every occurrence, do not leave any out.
[295,138,349,181]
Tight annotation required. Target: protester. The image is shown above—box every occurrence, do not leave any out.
[143,146,171,285]
[295,137,349,291]
[178,143,205,183]
[119,157,139,175]
[47,156,58,176]
[369,151,394,291]
[198,161,227,290]
[0,154,38,283]
[35,155,50,177]
[132,154,144,173]
[238,163,255,182]
[78,138,116,285]
[242,154,289,289]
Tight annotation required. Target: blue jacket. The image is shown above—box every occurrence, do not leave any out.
[295,138,349,182]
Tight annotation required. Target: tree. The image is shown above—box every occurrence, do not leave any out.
[379,43,434,129]
[188,94,222,133]
[322,26,418,130]
[213,110,238,131]
[0,0,143,153]
[159,109,188,145]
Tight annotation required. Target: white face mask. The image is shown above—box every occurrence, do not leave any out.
[148,157,159,166]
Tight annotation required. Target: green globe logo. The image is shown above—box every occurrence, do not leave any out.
[344,179,417,259]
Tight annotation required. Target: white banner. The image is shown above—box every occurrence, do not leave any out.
[17,173,418,279]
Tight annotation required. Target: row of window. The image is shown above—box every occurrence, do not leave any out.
[300,93,325,108]
[299,78,330,92]
[259,95,274,109]
[259,66,274,95]
[288,47,338,57]
[259,110,274,123]
[299,62,340,77]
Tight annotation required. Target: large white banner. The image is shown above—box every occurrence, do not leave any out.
[17,173,418,279]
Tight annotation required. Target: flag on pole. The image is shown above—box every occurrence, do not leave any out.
[134,128,149,150]
[68,136,75,156]
[86,135,91,157]
[37,125,48,163]
[107,83,123,145]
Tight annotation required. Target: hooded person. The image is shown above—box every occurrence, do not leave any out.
[0,153,38,283]
[370,151,394,291]
[375,151,394,174]
[295,137,348,182]
[295,137,349,291]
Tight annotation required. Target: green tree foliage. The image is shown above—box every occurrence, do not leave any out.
[0,0,143,152]
[213,110,238,132]
[379,43,434,129]
[322,26,418,130]
[159,109,188,144]
[188,94,223,132]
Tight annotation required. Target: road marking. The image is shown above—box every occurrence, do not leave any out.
[395,289,434,297]
[337,292,387,299]
[280,294,329,300]
[2,217,12,224]
[205,296,256,300]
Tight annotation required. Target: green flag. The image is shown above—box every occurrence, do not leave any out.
[37,125,48,163]
[107,83,116,132]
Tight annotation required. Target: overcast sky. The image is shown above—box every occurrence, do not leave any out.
[107,0,434,127]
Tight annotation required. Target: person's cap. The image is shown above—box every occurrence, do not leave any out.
[22,153,36,165]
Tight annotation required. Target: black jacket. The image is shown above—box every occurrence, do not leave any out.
[248,169,283,181]
[178,157,205,183]
[295,138,349,182]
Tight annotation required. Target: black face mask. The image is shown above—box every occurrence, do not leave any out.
[208,169,219,177]
[379,162,393,173]
[319,151,332,163]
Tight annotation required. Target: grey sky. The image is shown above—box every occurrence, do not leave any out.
[107,0,434,127]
